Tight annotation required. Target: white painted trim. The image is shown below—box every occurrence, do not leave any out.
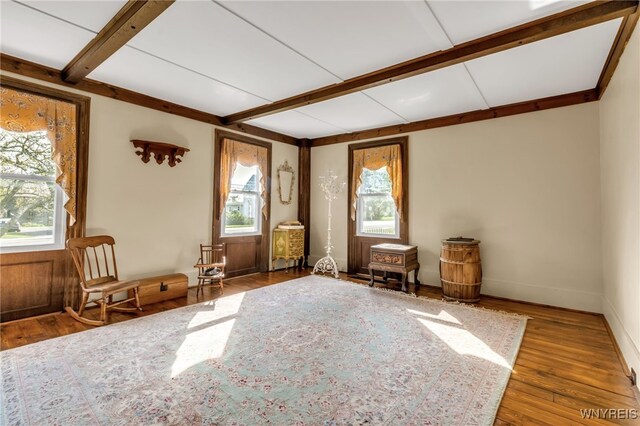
[603,297,640,391]
[409,268,603,313]
[305,261,602,312]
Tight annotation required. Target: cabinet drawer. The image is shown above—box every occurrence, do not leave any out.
[371,251,405,265]
[289,230,304,241]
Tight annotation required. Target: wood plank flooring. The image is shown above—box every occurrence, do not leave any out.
[1,270,638,425]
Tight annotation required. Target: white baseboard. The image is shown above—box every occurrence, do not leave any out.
[603,297,640,391]
[303,262,602,312]
[406,268,603,313]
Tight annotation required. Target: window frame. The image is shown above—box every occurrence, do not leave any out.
[212,129,272,275]
[347,136,409,275]
[0,76,90,253]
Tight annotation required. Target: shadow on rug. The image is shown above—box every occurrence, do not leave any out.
[1,275,526,425]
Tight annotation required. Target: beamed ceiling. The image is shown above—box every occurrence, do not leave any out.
[1,0,638,145]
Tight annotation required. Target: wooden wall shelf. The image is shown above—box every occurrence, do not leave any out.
[131,140,189,167]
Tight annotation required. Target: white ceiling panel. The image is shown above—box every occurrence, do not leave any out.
[90,46,267,116]
[296,92,406,132]
[124,0,340,101]
[219,1,453,80]
[247,111,345,139]
[0,1,95,69]
[20,0,127,32]
[466,19,621,107]
[365,64,488,122]
[428,0,593,45]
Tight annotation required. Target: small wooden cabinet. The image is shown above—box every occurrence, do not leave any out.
[272,227,304,272]
[368,243,420,293]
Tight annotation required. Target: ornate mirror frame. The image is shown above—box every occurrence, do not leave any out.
[277,160,295,205]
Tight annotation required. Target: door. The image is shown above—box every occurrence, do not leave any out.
[348,138,409,278]
[213,130,271,278]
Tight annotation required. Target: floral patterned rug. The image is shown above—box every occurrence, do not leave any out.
[1,276,526,425]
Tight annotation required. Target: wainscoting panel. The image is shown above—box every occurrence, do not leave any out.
[0,250,66,321]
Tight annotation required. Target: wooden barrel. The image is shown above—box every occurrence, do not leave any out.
[440,239,482,302]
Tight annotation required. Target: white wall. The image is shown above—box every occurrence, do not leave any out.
[311,102,603,312]
[270,142,300,264]
[599,25,640,389]
[1,71,299,284]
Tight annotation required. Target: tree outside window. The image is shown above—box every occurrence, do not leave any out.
[0,129,65,248]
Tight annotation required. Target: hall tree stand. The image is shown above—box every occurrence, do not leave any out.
[312,170,344,279]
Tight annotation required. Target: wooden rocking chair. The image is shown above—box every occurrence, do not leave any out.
[194,243,226,296]
[66,235,142,326]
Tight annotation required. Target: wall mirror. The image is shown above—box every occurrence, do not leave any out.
[277,160,295,205]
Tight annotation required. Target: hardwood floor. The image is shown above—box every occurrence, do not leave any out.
[1,270,638,425]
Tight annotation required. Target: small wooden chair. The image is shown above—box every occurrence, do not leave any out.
[194,243,226,296]
[66,235,142,326]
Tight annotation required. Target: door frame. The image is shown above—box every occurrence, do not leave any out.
[347,136,409,276]
[213,129,271,277]
[0,76,90,321]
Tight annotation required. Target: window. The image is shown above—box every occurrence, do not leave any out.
[0,129,66,251]
[356,167,399,238]
[347,137,408,275]
[221,164,261,236]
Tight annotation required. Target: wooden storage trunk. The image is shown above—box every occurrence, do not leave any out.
[128,273,188,305]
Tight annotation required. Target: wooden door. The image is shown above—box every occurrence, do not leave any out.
[347,138,409,278]
[213,130,271,278]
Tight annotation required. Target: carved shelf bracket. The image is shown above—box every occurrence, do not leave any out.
[131,140,190,167]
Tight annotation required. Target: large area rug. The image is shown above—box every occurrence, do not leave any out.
[1,276,526,425]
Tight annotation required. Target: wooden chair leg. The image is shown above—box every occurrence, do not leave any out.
[100,297,108,324]
[65,306,105,327]
[134,287,142,310]
[78,292,89,316]
[65,291,105,326]
[219,278,224,295]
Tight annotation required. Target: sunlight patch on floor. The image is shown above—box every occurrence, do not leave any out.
[407,308,461,325]
[417,316,511,369]
[171,318,236,377]
[187,292,245,329]
[171,292,246,377]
